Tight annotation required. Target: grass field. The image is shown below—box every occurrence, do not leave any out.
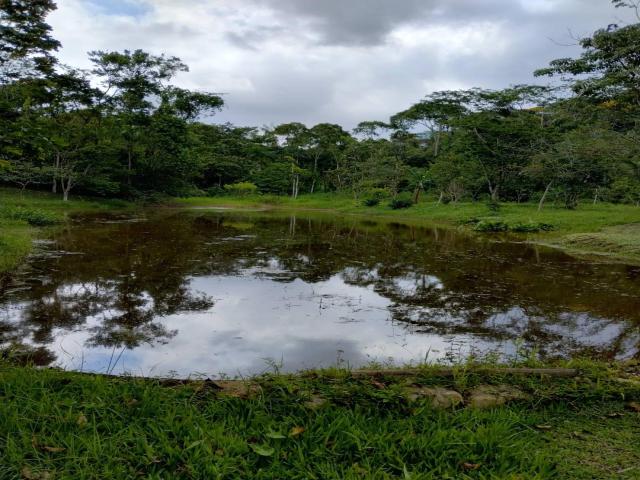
[176,194,640,263]
[0,360,638,479]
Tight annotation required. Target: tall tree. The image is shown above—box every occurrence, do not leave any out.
[535,1,640,107]
[0,0,60,82]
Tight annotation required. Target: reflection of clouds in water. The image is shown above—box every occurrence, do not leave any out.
[2,212,639,376]
[21,274,489,377]
[547,312,630,349]
[2,269,639,376]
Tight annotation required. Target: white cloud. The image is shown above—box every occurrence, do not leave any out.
[48,0,635,129]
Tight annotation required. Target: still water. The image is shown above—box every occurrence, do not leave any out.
[1,210,639,377]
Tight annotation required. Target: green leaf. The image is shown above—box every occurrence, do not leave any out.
[250,444,275,457]
[185,439,204,450]
[266,431,286,439]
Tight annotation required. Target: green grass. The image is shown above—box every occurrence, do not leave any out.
[175,194,640,263]
[0,188,132,275]
[0,361,638,479]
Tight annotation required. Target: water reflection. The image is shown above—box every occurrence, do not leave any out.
[0,211,639,377]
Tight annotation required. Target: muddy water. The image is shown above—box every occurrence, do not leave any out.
[1,210,639,377]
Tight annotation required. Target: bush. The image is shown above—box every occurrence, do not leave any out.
[389,197,413,210]
[473,220,555,233]
[363,187,389,200]
[486,200,501,213]
[223,182,259,196]
[206,186,225,197]
[510,222,555,233]
[605,178,640,205]
[172,186,206,198]
[0,207,60,226]
[363,197,380,207]
[251,163,293,195]
[136,191,169,205]
[474,220,508,232]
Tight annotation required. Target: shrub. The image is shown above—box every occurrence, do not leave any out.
[389,197,413,210]
[486,200,501,213]
[363,188,389,200]
[510,222,555,233]
[0,207,60,226]
[223,182,259,196]
[172,186,206,198]
[474,220,508,232]
[473,220,555,233]
[136,191,169,205]
[363,197,380,207]
[206,186,225,197]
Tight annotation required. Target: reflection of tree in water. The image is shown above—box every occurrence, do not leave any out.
[1,211,639,366]
[1,217,215,363]
[345,265,640,359]
[217,216,640,360]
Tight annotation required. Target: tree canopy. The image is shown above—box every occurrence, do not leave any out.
[1,0,639,207]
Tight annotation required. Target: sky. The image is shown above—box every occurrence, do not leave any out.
[47,0,635,130]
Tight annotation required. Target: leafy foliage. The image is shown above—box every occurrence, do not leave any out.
[389,196,414,210]
[1,0,640,211]
[224,181,258,196]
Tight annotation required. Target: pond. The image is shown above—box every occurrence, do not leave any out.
[1,210,639,377]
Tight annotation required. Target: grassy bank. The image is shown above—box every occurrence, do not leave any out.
[1,361,638,479]
[176,194,640,263]
[0,188,131,275]
[3,189,640,271]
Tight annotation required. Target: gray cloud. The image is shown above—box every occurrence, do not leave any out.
[48,0,637,129]
[248,0,435,45]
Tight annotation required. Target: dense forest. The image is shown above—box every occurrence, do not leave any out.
[1,0,639,209]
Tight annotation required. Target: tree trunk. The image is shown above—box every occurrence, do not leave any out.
[413,186,422,204]
[434,129,441,157]
[437,191,444,205]
[61,177,72,202]
[538,181,553,212]
[127,147,132,186]
[52,152,60,193]
[489,185,499,202]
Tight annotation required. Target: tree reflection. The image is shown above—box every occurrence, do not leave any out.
[0,211,639,369]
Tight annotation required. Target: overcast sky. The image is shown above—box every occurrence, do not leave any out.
[48,0,634,129]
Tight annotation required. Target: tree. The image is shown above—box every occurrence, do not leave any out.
[446,86,553,202]
[0,0,60,82]
[529,126,612,209]
[89,49,187,189]
[391,91,467,157]
[307,123,352,191]
[89,50,223,194]
[535,1,640,107]
[353,121,391,140]
[0,160,46,192]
